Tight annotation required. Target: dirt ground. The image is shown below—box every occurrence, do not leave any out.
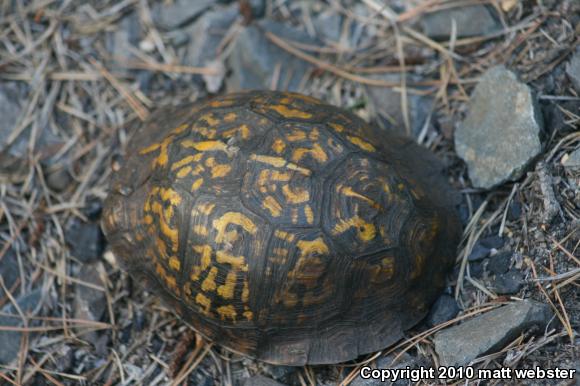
[0,0,578,385]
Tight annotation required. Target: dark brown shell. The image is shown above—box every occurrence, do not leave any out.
[102,91,461,365]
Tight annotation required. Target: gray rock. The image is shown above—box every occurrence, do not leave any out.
[107,11,141,74]
[433,300,553,367]
[468,243,490,261]
[183,5,238,67]
[46,167,72,193]
[566,48,580,92]
[491,269,523,295]
[426,294,460,327]
[74,264,106,345]
[315,10,343,42]
[0,248,19,298]
[351,352,422,386]
[563,148,580,168]
[488,251,512,275]
[421,5,501,40]
[154,0,214,30]
[366,74,433,138]
[242,375,286,386]
[0,82,27,182]
[66,220,105,263]
[455,66,543,189]
[227,20,318,91]
[0,289,43,365]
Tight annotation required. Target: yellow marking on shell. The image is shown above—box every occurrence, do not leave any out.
[140,136,173,168]
[211,164,232,178]
[193,245,213,270]
[347,136,376,152]
[209,99,235,108]
[243,309,253,321]
[222,124,250,139]
[191,178,204,191]
[144,215,153,225]
[201,267,218,291]
[291,208,299,224]
[155,237,169,258]
[171,155,196,171]
[161,188,182,205]
[339,185,380,209]
[242,280,249,302]
[329,122,345,132]
[309,128,320,140]
[333,216,376,241]
[262,196,282,217]
[217,271,237,299]
[195,293,211,314]
[193,225,208,236]
[297,237,329,257]
[181,140,228,152]
[269,104,313,119]
[275,230,295,242]
[250,154,312,175]
[224,112,237,122]
[397,183,405,191]
[282,292,298,307]
[273,248,288,256]
[282,185,310,204]
[286,130,306,142]
[272,138,286,154]
[216,305,237,320]
[171,123,189,135]
[176,166,191,178]
[194,202,216,216]
[169,256,181,271]
[304,205,314,224]
[165,275,178,292]
[383,182,392,195]
[213,212,257,243]
[291,143,328,163]
[200,113,220,126]
[216,251,248,271]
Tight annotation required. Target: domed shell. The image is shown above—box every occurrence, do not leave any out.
[102,91,461,365]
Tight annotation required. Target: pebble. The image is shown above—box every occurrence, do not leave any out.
[46,167,72,193]
[488,251,512,275]
[421,5,501,40]
[0,248,19,298]
[65,220,105,263]
[153,0,214,30]
[426,293,461,327]
[0,289,42,365]
[227,20,318,91]
[455,66,543,189]
[0,82,28,182]
[74,264,107,345]
[565,48,580,92]
[433,300,553,367]
[468,243,490,262]
[491,269,524,295]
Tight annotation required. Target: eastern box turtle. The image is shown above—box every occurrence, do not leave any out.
[102,91,461,365]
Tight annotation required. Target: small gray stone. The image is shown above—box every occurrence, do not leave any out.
[421,5,501,40]
[314,10,343,42]
[107,11,141,74]
[66,220,105,263]
[242,375,286,386]
[366,74,433,138]
[491,269,523,295]
[154,0,214,30]
[0,248,19,298]
[46,167,72,193]
[468,243,490,261]
[183,5,238,68]
[227,20,318,91]
[74,264,106,345]
[488,251,512,275]
[0,82,27,181]
[0,289,43,365]
[563,148,580,168]
[566,48,580,92]
[433,300,553,367]
[426,294,460,327]
[455,66,543,189]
